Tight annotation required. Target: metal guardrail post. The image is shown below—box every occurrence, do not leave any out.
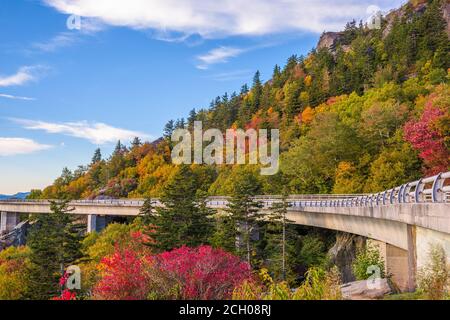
[402,184,409,203]
[415,179,424,203]
[398,185,404,203]
[389,189,395,204]
[432,173,443,203]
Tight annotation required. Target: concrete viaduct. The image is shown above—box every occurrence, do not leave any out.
[1,171,449,292]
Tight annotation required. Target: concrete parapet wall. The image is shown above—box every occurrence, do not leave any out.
[291,203,450,235]
[415,226,450,270]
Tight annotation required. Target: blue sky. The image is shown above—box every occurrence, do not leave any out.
[0,0,404,194]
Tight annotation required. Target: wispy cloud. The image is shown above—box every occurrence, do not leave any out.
[32,17,105,53]
[0,66,46,87]
[196,46,245,69]
[43,0,403,37]
[209,69,253,82]
[0,93,35,101]
[33,32,78,52]
[0,138,52,156]
[13,118,152,145]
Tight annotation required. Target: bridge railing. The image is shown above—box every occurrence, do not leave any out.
[0,199,148,206]
[278,171,450,209]
[1,172,449,209]
[209,172,450,208]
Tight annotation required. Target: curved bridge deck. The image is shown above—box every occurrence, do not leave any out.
[1,172,449,292]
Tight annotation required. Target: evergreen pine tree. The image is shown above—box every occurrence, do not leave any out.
[240,83,249,95]
[187,108,197,129]
[131,137,142,148]
[113,140,127,155]
[91,148,102,165]
[272,64,282,87]
[142,165,214,252]
[163,120,175,140]
[251,71,263,113]
[175,118,186,129]
[225,172,263,265]
[26,200,84,300]
[265,191,296,281]
[210,214,238,253]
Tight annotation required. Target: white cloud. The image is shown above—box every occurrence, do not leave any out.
[209,69,253,81]
[196,46,245,69]
[33,32,78,52]
[0,138,53,156]
[43,0,403,37]
[32,19,105,53]
[0,66,45,87]
[13,118,152,145]
[0,93,35,101]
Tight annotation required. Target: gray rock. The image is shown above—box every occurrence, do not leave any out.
[341,279,392,300]
[317,32,343,53]
[328,232,366,283]
[0,220,30,249]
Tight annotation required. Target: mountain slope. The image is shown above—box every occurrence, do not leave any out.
[33,0,449,200]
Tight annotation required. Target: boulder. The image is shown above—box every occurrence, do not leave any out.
[341,279,392,300]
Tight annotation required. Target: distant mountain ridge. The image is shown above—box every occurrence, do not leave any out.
[0,192,30,200]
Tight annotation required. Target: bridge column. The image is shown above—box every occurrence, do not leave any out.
[406,224,417,292]
[368,239,411,292]
[87,214,97,233]
[0,212,20,234]
[87,215,108,233]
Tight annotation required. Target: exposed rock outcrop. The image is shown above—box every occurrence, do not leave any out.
[341,279,392,300]
[444,2,450,37]
[317,32,344,52]
[0,220,30,249]
[383,0,449,39]
[328,232,366,283]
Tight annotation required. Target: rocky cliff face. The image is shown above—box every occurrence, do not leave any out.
[444,2,450,37]
[384,0,450,39]
[328,232,366,283]
[0,221,30,250]
[317,32,344,52]
[318,1,450,53]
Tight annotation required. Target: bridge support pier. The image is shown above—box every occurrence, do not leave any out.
[0,212,20,234]
[368,239,411,292]
[406,224,417,292]
[368,225,419,293]
[87,214,109,233]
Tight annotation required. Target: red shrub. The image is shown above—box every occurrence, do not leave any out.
[93,247,152,300]
[156,245,252,300]
[52,289,77,301]
[92,244,252,300]
[52,272,77,301]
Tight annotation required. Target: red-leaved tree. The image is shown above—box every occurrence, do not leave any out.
[156,245,252,300]
[404,93,450,175]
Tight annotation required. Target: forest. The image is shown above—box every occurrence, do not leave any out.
[1,0,449,300]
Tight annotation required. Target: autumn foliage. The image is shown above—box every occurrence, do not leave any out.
[93,247,152,300]
[92,245,252,300]
[155,246,252,300]
[52,272,78,300]
[404,88,450,175]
